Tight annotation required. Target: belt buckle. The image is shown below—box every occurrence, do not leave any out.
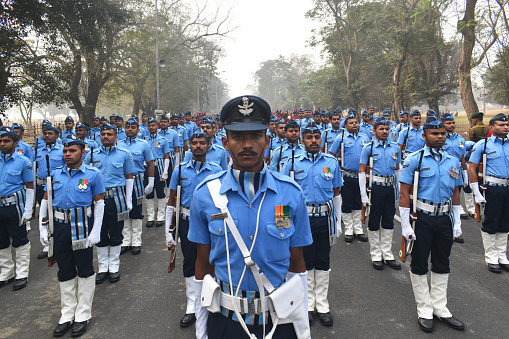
[434,203,441,215]
[248,298,257,315]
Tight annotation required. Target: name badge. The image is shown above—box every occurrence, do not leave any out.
[295,170,304,175]
[211,212,227,220]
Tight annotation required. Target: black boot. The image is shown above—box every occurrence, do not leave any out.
[71,320,89,337]
[180,313,196,327]
[53,321,73,337]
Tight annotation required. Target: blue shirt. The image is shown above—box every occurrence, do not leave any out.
[359,122,374,139]
[442,133,466,162]
[321,128,343,153]
[169,160,223,208]
[188,168,312,291]
[399,146,463,203]
[0,153,34,197]
[88,127,101,143]
[84,146,136,189]
[36,143,65,179]
[270,143,305,171]
[183,144,228,170]
[282,152,342,204]
[145,134,170,159]
[117,137,155,174]
[83,138,99,159]
[48,163,105,209]
[329,131,371,172]
[36,136,62,149]
[264,136,286,158]
[360,140,401,176]
[59,129,76,139]
[397,125,425,153]
[395,122,409,137]
[158,129,180,152]
[388,127,398,143]
[170,125,188,148]
[470,136,509,178]
[15,140,34,162]
[184,121,197,137]
[116,128,127,142]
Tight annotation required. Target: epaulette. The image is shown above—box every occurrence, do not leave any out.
[194,171,226,191]
[85,165,101,173]
[272,171,304,192]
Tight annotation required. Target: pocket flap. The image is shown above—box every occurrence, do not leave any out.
[201,274,220,309]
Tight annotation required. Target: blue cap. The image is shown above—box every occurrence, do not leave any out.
[75,122,87,130]
[148,117,157,124]
[409,110,421,117]
[330,111,340,118]
[115,115,123,121]
[100,116,108,122]
[185,111,192,116]
[0,126,17,137]
[142,112,148,116]
[362,110,369,116]
[93,115,99,119]
[110,114,116,119]
[160,115,169,122]
[42,119,51,127]
[63,133,85,147]
[12,123,24,130]
[321,110,328,116]
[220,95,271,131]
[276,119,286,125]
[101,123,116,131]
[171,113,179,119]
[65,116,74,123]
[44,125,59,133]
[305,107,311,111]
[441,113,454,122]
[131,115,139,120]
[190,130,208,141]
[423,116,444,129]
[336,106,342,112]
[345,113,357,122]
[348,108,356,115]
[368,105,375,110]
[490,113,509,124]
[299,109,304,112]
[426,109,436,117]
[383,109,390,117]
[313,110,321,116]
[374,118,389,128]
[302,122,321,134]
[270,116,278,123]
[125,118,139,126]
[179,113,184,118]
[200,117,212,125]
[399,110,408,116]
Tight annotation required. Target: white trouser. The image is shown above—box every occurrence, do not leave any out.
[109,246,121,273]
[0,246,15,281]
[481,231,498,264]
[122,219,132,247]
[157,198,167,221]
[430,272,452,318]
[410,272,433,319]
[307,269,316,311]
[131,219,143,246]
[75,274,96,322]
[368,230,382,261]
[380,228,395,260]
[342,213,353,236]
[352,210,364,235]
[464,191,475,214]
[146,199,155,221]
[495,232,509,264]
[185,276,196,314]
[314,269,330,313]
[96,247,109,273]
[59,278,78,324]
[15,242,30,279]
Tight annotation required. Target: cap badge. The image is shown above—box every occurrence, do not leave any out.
[238,97,254,116]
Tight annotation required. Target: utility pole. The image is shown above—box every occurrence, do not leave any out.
[156,0,160,110]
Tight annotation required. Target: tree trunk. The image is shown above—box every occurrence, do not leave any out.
[132,91,142,116]
[393,49,407,115]
[458,0,479,119]
[427,97,440,115]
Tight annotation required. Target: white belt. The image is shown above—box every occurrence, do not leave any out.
[343,170,358,178]
[306,205,330,214]
[220,291,266,315]
[54,207,92,222]
[181,207,190,216]
[0,195,17,205]
[485,175,509,186]
[416,200,449,214]
[372,175,394,184]
[36,177,47,185]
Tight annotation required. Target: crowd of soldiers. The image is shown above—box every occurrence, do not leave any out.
[0,96,507,338]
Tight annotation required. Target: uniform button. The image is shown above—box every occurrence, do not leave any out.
[218,229,222,234]
[314,186,317,188]
[249,205,252,209]
[250,235,253,240]
[67,190,69,192]
[66,203,69,205]
[280,233,284,238]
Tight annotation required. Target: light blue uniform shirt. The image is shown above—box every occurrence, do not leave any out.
[83,138,98,159]
[36,136,62,149]
[15,140,34,162]
[48,163,105,209]
[59,129,76,139]
[395,122,409,137]
[360,140,401,177]
[36,143,65,179]
[84,146,135,189]
[398,125,425,153]
[116,128,127,142]
[388,127,398,143]
[470,136,509,178]
[88,127,101,143]
[359,122,374,139]
[0,153,34,196]
[270,143,305,171]
[117,137,154,174]
[183,144,228,170]
[399,146,463,203]
[158,128,180,152]
[169,160,223,208]
[282,152,342,204]
[264,136,286,158]
[170,125,188,148]
[184,121,197,137]
[298,118,312,128]
[329,131,371,172]
[145,134,170,159]
[442,132,466,161]
[188,168,312,291]
[321,128,343,153]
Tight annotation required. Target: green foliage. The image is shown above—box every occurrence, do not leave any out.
[485,47,509,106]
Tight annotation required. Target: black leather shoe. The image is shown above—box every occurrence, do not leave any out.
[385,260,402,270]
[131,246,141,255]
[372,261,383,270]
[317,312,333,326]
[468,213,475,218]
[499,263,509,272]
[418,317,433,332]
[156,221,164,227]
[53,321,73,337]
[308,311,314,326]
[0,276,15,288]
[436,315,465,331]
[180,313,196,327]
[454,236,464,243]
[488,263,502,273]
[71,320,88,337]
[96,272,108,284]
[13,278,28,290]
[120,246,131,255]
[38,251,48,259]
[109,271,120,283]
[344,235,354,243]
[356,234,368,242]
[146,221,154,228]
[460,213,468,219]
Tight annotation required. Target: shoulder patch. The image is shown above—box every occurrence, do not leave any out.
[194,171,226,191]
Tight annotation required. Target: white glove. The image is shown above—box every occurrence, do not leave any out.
[462,170,469,188]
[87,199,104,247]
[165,206,177,247]
[470,182,486,204]
[39,199,50,246]
[358,172,370,205]
[395,169,402,183]
[125,179,134,212]
[452,205,462,238]
[286,271,308,322]
[175,152,181,167]
[333,195,342,235]
[194,278,209,339]
[161,158,170,180]
[144,176,154,195]
[20,188,34,225]
[399,207,416,241]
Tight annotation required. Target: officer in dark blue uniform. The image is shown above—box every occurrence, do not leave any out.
[39,134,105,337]
[189,95,312,339]
[282,122,342,327]
[84,123,135,284]
[0,127,34,291]
[399,117,464,333]
[165,130,223,328]
[358,118,402,270]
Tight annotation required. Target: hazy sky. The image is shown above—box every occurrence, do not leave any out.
[213,0,323,99]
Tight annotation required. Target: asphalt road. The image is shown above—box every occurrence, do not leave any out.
[1,205,509,339]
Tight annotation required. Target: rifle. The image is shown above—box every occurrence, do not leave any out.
[45,154,56,267]
[168,163,182,273]
[361,144,374,224]
[290,147,295,180]
[324,130,328,153]
[90,146,94,166]
[31,138,38,220]
[474,140,488,222]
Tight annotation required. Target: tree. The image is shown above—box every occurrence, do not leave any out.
[485,46,509,105]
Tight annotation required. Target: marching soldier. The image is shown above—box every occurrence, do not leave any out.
[468,113,509,274]
[144,118,171,228]
[158,114,181,172]
[183,117,228,169]
[75,122,98,159]
[398,110,424,158]
[117,119,155,255]
[140,112,150,138]
[282,122,342,327]
[395,110,409,138]
[88,115,102,143]
[358,118,402,270]
[329,113,371,242]
[399,116,464,333]
[114,115,127,141]
[59,116,76,139]
[264,119,286,163]
[312,111,323,133]
[184,111,198,137]
[382,109,397,129]
[189,95,312,339]
[39,134,105,337]
[12,124,34,162]
[84,123,135,284]
[0,126,34,290]
[321,111,331,130]
[359,110,374,139]
[468,112,490,142]
[170,113,189,160]
[321,111,343,154]
[270,120,305,172]
[165,130,223,328]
